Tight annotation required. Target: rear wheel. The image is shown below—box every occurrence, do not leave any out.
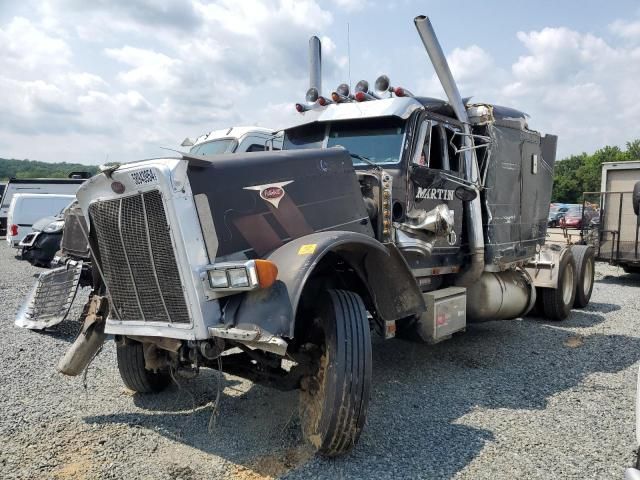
[116,341,171,393]
[540,252,576,321]
[298,289,372,457]
[571,245,595,308]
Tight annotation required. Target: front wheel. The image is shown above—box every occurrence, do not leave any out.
[299,289,372,457]
[116,341,171,393]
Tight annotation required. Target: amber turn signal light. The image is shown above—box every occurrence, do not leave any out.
[254,259,278,289]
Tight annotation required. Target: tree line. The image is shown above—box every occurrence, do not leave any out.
[0,158,98,182]
[551,140,640,203]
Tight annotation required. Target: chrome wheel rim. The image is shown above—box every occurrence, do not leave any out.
[563,263,574,305]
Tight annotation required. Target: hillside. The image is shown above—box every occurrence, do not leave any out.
[0,158,98,181]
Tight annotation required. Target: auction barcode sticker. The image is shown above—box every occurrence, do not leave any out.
[130,168,157,186]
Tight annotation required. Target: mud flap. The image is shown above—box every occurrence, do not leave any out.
[15,261,83,330]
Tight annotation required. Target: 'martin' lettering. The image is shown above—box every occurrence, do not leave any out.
[415,187,454,201]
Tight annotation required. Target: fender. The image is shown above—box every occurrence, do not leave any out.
[231,231,426,338]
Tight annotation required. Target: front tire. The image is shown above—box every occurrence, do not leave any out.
[299,289,372,457]
[571,245,595,308]
[540,251,577,321]
[116,341,171,393]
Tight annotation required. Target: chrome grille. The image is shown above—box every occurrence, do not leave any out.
[88,190,190,324]
[61,208,90,258]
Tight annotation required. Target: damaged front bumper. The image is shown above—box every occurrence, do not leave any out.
[15,261,83,330]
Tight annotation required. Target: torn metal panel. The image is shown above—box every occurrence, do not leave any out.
[476,121,557,269]
[15,261,83,330]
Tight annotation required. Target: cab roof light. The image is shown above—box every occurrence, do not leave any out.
[393,86,414,97]
[295,103,311,113]
[332,82,354,103]
[355,91,376,102]
[317,95,334,106]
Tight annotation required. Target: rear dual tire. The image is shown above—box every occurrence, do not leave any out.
[571,245,595,308]
[539,252,576,321]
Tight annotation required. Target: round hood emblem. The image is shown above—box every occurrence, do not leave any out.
[261,186,284,201]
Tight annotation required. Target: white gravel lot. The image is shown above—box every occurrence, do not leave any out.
[1,240,639,479]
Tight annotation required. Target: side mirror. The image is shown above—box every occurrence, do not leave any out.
[181,137,194,147]
[454,186,477,202]
[633,181,640,216]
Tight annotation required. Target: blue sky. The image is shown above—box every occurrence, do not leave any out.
[1,0,640,163]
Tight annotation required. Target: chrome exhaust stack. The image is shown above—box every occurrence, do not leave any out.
[413,15,485,286]
[309,36,322,95]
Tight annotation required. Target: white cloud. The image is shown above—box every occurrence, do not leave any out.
[331,0,366,12]
[0,17,71,75]
[105,46,180,88]
[609,19,640,40]
[0,3,639,163]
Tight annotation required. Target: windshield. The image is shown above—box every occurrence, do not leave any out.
[189,139,236,156]
[327,119,405,166]
[283,118,406,166]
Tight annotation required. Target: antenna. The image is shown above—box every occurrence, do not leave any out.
[347,22,351,90]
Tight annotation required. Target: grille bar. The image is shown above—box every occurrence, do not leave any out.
[141,193,172,322]
[89,190,190,324]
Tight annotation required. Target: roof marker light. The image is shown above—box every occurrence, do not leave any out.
[317,96,334,106]
[295,103,311,113]
[393,86,414,97]
[355,91,369,102]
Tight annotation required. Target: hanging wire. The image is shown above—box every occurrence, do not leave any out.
[207,356,224,433]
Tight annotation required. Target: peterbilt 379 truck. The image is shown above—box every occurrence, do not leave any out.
[31,16,594,456]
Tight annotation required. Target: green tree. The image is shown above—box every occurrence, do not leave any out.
[551,140,639,202]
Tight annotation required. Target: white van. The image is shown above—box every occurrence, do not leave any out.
[0,176,87,236]
[6,194,75,247]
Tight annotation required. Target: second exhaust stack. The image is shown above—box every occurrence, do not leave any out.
[414,15,485,286]
[309,36,322,94]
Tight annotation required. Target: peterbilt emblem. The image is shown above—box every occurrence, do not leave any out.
[244,181,293,208]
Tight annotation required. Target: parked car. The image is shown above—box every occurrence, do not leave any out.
[19,205,68,267]
[6,194,75,247]
[558,205,597,229]
[0,173,88,236]
[548,204,569,227]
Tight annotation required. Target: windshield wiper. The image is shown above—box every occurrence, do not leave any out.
[332,145,382,170]
[348,152,381,170]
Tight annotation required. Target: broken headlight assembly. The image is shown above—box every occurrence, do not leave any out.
[43,220,65,233]
[206,260,278,292]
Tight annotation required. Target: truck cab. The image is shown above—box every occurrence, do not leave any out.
[186,126,283,155]
[283,97,468,288]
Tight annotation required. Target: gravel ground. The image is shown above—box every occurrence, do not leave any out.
[1,241,639,480]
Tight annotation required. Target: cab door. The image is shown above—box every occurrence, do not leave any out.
[401,118,465,270]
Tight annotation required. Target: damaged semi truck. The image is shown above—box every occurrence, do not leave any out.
[45,16,593,456]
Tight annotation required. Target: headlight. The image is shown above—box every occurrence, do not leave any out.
[43,220,65,233]
[206,260,277,292]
